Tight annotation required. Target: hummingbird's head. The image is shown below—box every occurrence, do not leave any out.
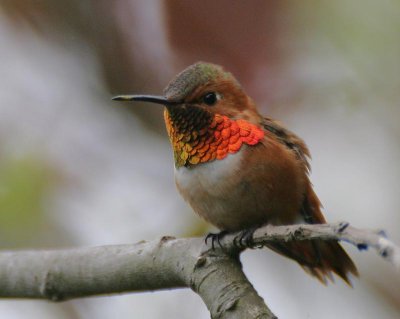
[161,62,258,118]
[113,62,264,167]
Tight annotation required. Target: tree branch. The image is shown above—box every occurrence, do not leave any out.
[0,222,398,318]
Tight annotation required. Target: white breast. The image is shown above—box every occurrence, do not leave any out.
[174,151,243,197]
[174,151,245,229]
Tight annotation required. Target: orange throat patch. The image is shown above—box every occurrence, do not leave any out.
[164,109,264,167]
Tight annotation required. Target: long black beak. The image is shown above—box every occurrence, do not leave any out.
[112,94,178,106]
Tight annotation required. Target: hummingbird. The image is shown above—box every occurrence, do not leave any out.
[113,62,358,284]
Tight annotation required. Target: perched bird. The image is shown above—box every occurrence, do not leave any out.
[113,62,358,284]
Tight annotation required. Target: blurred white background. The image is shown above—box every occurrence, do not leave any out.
[0,1,399,318]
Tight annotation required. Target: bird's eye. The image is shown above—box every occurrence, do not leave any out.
[202,92,218,106]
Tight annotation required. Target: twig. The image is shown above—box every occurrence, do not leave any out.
[220,222,400,269]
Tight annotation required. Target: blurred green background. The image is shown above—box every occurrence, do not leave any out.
[0,1,399,318]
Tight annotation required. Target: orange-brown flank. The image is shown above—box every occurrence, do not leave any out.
[164,110,265,167]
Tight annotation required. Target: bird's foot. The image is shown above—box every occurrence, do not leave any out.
[234,227,259,249]
[205,230,228,250]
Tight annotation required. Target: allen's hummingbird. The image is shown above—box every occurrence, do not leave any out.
[113,62,358,284]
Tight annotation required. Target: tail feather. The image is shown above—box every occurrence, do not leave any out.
[267,240,358,285]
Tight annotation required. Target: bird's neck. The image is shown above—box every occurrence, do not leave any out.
[164,107,265,167]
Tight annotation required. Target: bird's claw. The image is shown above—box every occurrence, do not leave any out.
[205,227,260,250]
[205,230,228,250]
[233,227,258,249]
